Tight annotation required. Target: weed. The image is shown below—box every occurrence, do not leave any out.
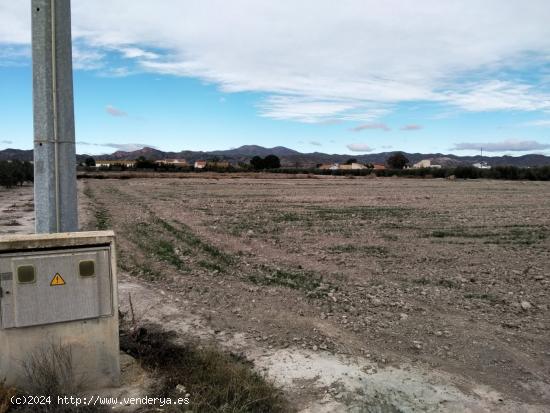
[131,222,190,272]
[429,226,547,245]
[155,217,235,267]
[308,205,414,220]
[0,381,16,413]
[22,343,79,396]
[463,292,503,304]
[249,266,324,295]
[120,324,290,413]
[328,244,388,256]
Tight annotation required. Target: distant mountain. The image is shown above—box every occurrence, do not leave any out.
[211,145,300,158]
[0,148,33,161]
[1,145,550,168]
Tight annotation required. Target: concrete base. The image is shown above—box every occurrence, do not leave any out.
[0,317,120,390]
[0,231,120,390]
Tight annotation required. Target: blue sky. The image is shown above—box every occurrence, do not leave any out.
[1,1,550,156]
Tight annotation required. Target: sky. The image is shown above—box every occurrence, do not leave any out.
[1,1,550,156]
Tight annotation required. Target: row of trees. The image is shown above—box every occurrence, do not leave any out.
[250,155,281,170]
[0,161,33,188]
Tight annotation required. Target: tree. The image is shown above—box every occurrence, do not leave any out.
[135,156,155,169]
[85,157,96,167]
[0,161,33,188]
[250,154,281,170]
[250,156,264,170]
[345,158,357,165]
[263,154,281,169]
[386,152,409,169]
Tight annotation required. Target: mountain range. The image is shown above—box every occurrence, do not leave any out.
[1,145,550,168]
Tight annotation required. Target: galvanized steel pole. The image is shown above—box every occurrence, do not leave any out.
[32,0,78,233]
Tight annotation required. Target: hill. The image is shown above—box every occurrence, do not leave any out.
[1,145,550,167]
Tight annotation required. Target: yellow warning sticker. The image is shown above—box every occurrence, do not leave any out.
[50,273,66,286]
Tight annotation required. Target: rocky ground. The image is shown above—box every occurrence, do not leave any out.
[2,176,549,412]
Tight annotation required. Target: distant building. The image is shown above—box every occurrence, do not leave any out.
[371,163,386,170]
[318,163,340,170]
[473,161,491,169]
[208,160,230,168]
[412,159,442,169]
[95,160,135,168]
[339,163,367,170]
[194,160,207,169]
[155,159,188,167]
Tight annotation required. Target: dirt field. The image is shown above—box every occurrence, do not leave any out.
[2,176,549,411]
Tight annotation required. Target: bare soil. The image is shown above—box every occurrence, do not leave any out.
[3,176,549,411]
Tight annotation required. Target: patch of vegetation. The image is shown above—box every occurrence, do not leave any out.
[155,217,235,268]
[411,278,459,289]
[463,292,503,304]
[118,257,162,281]
[120,324,290,413]
[130,222,190,273]
[248,265,326,296]
[83,186,110,230]
[0,160,33,188]
[5,343,108,412]
[327,244,388,256]
[94,207,110,230]
[428,226,547,245]
[273,212,303,223]
[308,205,414,220]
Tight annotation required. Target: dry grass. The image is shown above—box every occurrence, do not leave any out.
[120,323,290,413]
[22,343,79,396]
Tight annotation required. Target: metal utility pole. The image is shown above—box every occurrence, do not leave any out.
[32,0,78,233]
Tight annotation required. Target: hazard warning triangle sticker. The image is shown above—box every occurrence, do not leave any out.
[50,273,66,286]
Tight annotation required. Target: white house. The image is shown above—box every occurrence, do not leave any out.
[473,162,491,169]
[412,159,442,169]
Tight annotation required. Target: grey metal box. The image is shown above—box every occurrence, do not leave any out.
[0,245,113,329]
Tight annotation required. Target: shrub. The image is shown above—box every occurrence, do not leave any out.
[0,161,33,188]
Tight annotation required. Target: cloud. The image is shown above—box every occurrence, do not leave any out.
[77,141,156,152]
[72,45,105,70]
[351,123,390,132]
[401,124,422,131]
[381,145,393,149]
[309,141,322,146]
[442,80,550,112]
[119,47,158,60]
[3,1,550,122]
[525,119,550,127]
[1,140,13,144]
[106,105,128,117]
[452,139,550,152]
[347,143,374,152]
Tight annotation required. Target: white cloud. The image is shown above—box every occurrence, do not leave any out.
[309,141,322,146]
[452,139,550,152]
[72,46,105,70]
[401,124,422,131]
[1,140,13,144]
[77,141,156,152]
[347,143,374,152]
[119,47,158,60]
[351,123,390,132]
[442,81,550,112]
[2,1,550,122]
[525,119,550,127]
[106,105,127,117]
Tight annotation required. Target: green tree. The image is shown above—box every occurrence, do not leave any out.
[263,154,281,169]
[386,152,409,169]
[85,157,96,167]
[250,156,265,170]
[135,156,155,169]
